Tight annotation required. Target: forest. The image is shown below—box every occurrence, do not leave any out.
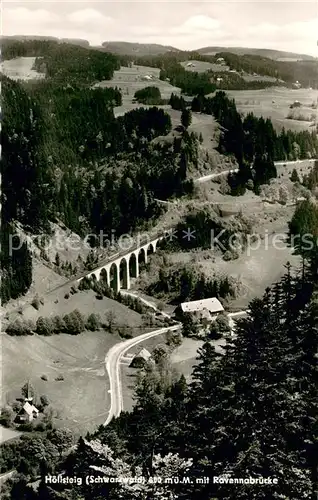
[132,50,318,89]
[191,92,318,194]
[1,41,317,302]
[1,63,195,302]
[147,265,235,304]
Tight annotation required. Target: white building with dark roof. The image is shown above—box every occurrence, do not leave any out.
[180,297,224,315]
[16,402,39,423]
[129,348,153,368]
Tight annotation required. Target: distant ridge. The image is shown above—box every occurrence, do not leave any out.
[101,41,180,56]
[196,46,316,61]
[1,37,315,61]
[1,35,90,48]
[1,35,59,42]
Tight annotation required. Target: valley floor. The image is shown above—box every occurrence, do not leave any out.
[2,331,117,435]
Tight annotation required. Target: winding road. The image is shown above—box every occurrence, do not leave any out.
[193,158,316,185]
[194,168,239,184]
[104,323,181,426]
[103,288,249,427]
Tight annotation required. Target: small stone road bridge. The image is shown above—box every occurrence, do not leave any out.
[77,233,166,293]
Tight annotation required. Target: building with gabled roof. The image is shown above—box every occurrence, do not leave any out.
[129,348,152,368]
[15,402,39,423]
[15,380,39,423]
[180,297,224,315]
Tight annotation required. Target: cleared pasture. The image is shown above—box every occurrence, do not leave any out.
[0,425,21,445]
[224,87,318,132]
[1,330,120,435]
[4,286,145,330]
[1,57,45,81]
[181,60,229,73]
[94,64,181,116]
[242,74,279,83]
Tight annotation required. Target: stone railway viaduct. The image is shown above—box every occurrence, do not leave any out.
[77,235,165,293]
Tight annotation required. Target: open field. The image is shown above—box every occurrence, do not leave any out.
[170,336,228,380]
[1,331,120,435]
[168,202,301,310]
[0,425,21,445]
[223,87,318,132]
[148,160,315,309]
[152,107,226,162]
[4,287,145,331]
[242,74,279,83]
[181,60,229,73]
[275,159,315,178]
[1,57,45,81]
[170,337,202,382]
[180,60,279,83]
[94,64,181,116]
[201,237,300,309]
[1,258,68,318]
[2,223,96,316]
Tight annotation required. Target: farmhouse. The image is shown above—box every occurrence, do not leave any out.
[292,81,301,89]
[129,348,152,368]
[296,196,307,205]
[175,297,224,320]
[15,402,39,423]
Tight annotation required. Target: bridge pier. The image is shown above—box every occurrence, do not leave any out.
[110,263,120,293]
[129,252,139,279]
[120,258,130,290]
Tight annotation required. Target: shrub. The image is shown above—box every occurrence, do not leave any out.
[31,296,40,310]
[36,316,53,336]
[41,375,48,381]
[117,326,133,339]
[290,168,300,183]
[64,293,70,299]
[51,315,66,334]
[86,313,101,331]
[40,395,49,407]
[63,309,85,334]
[223,249,239,261]
[0,407,14,428]
[6,319,26,336]
[55,374,64,381]
[19,423,34,432]
[25,320,35,335]
[35,422,46,432]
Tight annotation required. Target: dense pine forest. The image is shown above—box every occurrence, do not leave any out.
[0,43,195,303]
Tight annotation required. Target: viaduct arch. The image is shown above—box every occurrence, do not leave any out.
[77,237,164,293]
